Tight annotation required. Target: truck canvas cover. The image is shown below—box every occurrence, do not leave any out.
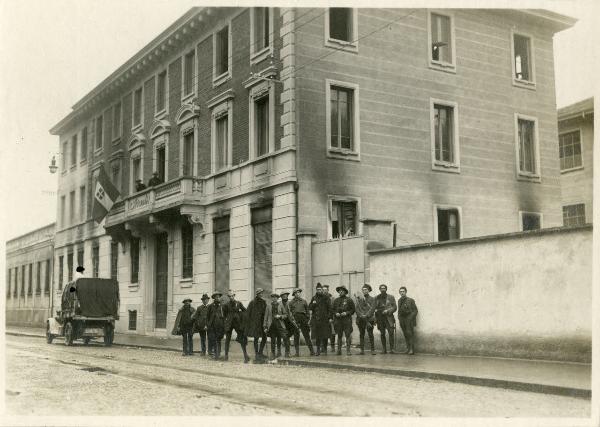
[62,278,120,317]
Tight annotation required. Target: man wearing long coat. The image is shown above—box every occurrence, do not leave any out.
[223,289,250,363]
[207,292,226,359]
[192,294,210,355]
[375,284,397,354]
[245,288,267,360]
[322,284,336,352]
[398,286,419,355]
[172,298,195,356]
[309,283,333,355]
[332,285,355,355]
[263,292,290,359]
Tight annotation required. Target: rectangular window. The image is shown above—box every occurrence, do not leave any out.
[517,117,537,175]
[112,102,122,140]
[36,261,41,295]
[157,145,166,182]
[128,310,137,331]
[60,195,66,228]
[329,8,353,42]
[130,237,140,283]
[156,70,167,113]
[331,200,357,239]
[253,7,270,52]
[58,256,64,290]
[182,132,194,176]
[437,207,460,241]
[95,115,103,150]
[62,141,68,170]
[521,212,541,231]
[215,26,229,77]
[20,265,25,297]
[214,216,230,295]
[79,186,86,221]
[559,130,582,171]
[215,115,229,170]
[67,252,74,282]
[133,87,143,128]
[14,267,18,297]
[434,104,455,164]
[77,248,84,270]
[27,263,33,296]
[183,51,195,97]
[254,95,270,156]
[330,86,353,150]
[69,191,76,226]
[71,134,78,167]
[513,34,532,82]
[182,224,193,279]
[132,157,141,190]
[7,269,11,298]
[110,241,119,281]
[81,127,88,161]
[252,207,272,294]
[111,161,121,191]
[563,204,586,227]
[431,13,452,63]
[45,259,50,294]
[92,244,100,278]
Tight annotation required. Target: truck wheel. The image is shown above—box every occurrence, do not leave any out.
[83,337,91,345]
[46,323,54,344]
[64,322,74,346]
[104,325,114,347]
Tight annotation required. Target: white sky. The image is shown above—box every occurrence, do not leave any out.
[0,0,596,242]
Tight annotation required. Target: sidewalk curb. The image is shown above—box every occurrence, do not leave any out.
[278,359,591,399]
[8,331,591,399]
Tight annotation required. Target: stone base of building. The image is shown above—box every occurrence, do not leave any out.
[6,308,50,328]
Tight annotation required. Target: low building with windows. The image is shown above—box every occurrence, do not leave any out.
[6,223,55,327]
[49,7,574,336]
[558,97,594,226]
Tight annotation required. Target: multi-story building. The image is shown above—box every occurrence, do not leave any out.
[558,97,593,225]
[49,7,574,336]
[6,223,55,326]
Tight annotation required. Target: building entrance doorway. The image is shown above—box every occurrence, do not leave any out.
[155,233,168,329]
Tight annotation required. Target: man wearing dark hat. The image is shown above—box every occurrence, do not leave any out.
[322,284,336,352]
[148,171,163,187]
[332,285,356,355]
[278,291,298,358]
[355,284,377,355]
[263,293,290,359]
[398,286,418,355]
[74,266,85,280]
[375,284,397,354]
[172,298,195,356]
[192,293,210,355]
[135,179,146,192]
[223,289,250,363]
[207,292,226,359]
[246,288,268,361]
[309,283,333,356]
[288,288,315,356]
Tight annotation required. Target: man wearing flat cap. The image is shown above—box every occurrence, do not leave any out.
[246,288,268,361]
[207,292,226,359]
[398,286,418,355]
[355,284,377,355]
[375,284,397,354]
[263,292,290,359]
[223,289,250,363]
[332,285,356,355]
[192,293,211,355]
[309,283,333,356]
[172,298,195,356]
[288,288,315,356]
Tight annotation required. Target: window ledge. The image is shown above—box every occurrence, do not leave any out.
[94,147,103,156]
[131,123,143,133]
[512,79,536,90]
[250,46,273,65]
[517,173,541,183]
[432,162,460,173]
[560,166,584,174]
[429,61,456,74]
[213,71,232,88]
[155,109,168,119]
[112,136,122,145]
[80,159,88,166]
[327,148,360,161]
[181,92,195,104]
[179,278,193,288]
[325,38,358,53]
[128,283,139,291]
[70,164,77,170]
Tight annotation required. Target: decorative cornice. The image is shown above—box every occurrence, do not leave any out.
[175,102,200,125]
[150,119,172,139]
[128,132,146,151]
[206,89,235,109]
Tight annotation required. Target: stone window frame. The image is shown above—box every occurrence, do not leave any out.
[109,151,123,194]
[150,120,171,182]
[247,79,275,160]
[510,29,537,90]
[155,68,170,118]
[250,7,274,64]
[209,94,234,174]
[181,48,197,102]
[111,100,123,144]
[176,112,198,177]
[514,113,541,182]
[94,114,104,154]
[131,85,144,132]
[427,10,457,73]
[558,127,584,173]
[325,79,361,161]
[562,203,586,226]
[430,97,460,173]
[128,134,146,194]
[212,21,233,87]
[432,204,463,242]
[327,195,362,240]
[324,8,359,53]
[519,210,543,231]
[70,133,78,170]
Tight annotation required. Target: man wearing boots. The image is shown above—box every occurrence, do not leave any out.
[279,291,298,357]
[309,283,333,356]
[398,286,418,355]
[246,288,268,361]
[288,288,315,356]
[322,284,336,352]
[192,294,210,355]
[332,285,355,355]
[223,290,250,363]
[375,284,397,354]
[172,298,195,356]
[207,292,226,360]
[355,284,377,355]
[263,293,290,359]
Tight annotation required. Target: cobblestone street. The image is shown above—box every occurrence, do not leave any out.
[5,335,590,417]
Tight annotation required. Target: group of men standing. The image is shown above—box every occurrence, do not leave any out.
[172,283,418,362]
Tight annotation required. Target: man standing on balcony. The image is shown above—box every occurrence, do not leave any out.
[223,289,250,363]
[148,171,163,187]
[288,288,315,357]
[375,284,397,354]
[246,288,268,362]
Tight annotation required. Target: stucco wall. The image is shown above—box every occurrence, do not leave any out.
[369,226,592,362]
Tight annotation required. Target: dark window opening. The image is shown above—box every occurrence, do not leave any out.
[157,146,166,182]
[182,224,193,279]
[255,96,269,157]
[216,26,229,76]
[130,238,140,283]
[332,201,357,239]
[329,8,352,42]
[434,104,454,163]
[214,216,230,295]
[252,207,272,294]
[522,213,541,231]
[563,204,586,227]
[58,257,64,290]
[330,86,353,150]
[110,241,119,281]
[514,34,531,81]
[437,208,460,241]
[128,310,137,331]
[92,245,100,278]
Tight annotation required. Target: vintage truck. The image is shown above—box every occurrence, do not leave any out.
[46,278,120,346]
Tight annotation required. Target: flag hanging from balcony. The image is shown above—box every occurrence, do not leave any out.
[92,166,120,223]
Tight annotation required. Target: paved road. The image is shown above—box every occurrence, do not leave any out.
[5,335,590,417]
